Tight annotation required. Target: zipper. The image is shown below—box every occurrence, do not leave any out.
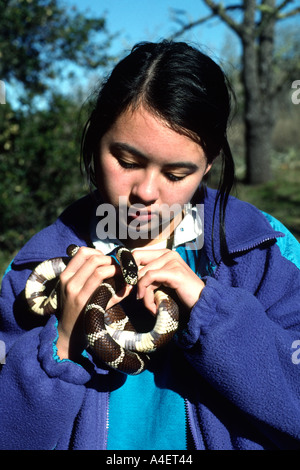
[230,236,282,255]
[214,236,282,279]
[184,235,285,450]
[104,391,110,449]
[185,398,201,450]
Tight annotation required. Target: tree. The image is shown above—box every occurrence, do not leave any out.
[0,0,113,100]
[0,93,89,253]
[171,0,300,184]
[0,0,114,255]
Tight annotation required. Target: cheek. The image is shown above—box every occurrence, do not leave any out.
[96,157,116,198]
[170,177,203,206]
[159,186,195,212]
[96,157,130,203]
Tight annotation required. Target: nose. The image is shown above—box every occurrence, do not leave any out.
[131,169,160,204]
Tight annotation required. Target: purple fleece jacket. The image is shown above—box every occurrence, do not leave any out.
[0,188,300,450]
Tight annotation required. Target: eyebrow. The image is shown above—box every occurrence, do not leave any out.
[110,142,199,171]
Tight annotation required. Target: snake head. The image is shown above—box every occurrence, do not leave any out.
[116,247,138,285]
[66,244,80,258]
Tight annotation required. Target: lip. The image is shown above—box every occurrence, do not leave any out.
[129,211,153,221]
[127,206,160,223]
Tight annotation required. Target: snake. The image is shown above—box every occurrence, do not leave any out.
[25,245,179,375]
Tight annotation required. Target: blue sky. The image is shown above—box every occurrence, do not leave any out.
[40,0,238,106]
[64,0,235,58]
[9,0,237,108]
[8,0,300,107]
[65,0,300,61]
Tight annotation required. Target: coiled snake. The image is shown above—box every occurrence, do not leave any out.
[25,245,179,375]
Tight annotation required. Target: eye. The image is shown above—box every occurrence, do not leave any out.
[165,172,187,182]
[117,158,140,170]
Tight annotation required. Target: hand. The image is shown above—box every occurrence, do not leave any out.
[56,246,133,360]
[132,249,205,315]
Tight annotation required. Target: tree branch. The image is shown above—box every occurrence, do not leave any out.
[257,0,300,20]
[169,2,245,41]
[202,0,243,36]
[256,1,300,38]
[276,0,295,13]
[277,6,300,19]
[169,13,215,40]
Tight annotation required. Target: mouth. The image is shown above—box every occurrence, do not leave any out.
[127,204,160,223]
[128,210,154,222]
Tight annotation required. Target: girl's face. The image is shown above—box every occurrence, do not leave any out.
[96,106,211,246]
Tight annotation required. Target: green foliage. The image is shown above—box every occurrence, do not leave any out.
[0,0,111,95]
[0,0,114,271]
[0,95,88,253]
[235,150,300,241]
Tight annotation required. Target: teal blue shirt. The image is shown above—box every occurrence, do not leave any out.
[106,244,214,450]
[91,205,209,450]
[106,350,187,450]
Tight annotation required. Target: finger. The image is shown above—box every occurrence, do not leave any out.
[137,267,173,297]
[136,252,184,284]
[61,263,118,310]
[106,283,135,310]
[142,282,160,315]
[65,246,105,273]
[140,266,205,310]
[61,248,115,286]
[134,252,179,304]
[60,249,120,306]
[77,264,119,303]
[132,249,171,267]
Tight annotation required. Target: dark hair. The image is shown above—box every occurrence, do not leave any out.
[81,40,235,264]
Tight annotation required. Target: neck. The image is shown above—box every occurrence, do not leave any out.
[123,210,183,250]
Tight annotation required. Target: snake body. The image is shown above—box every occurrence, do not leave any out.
[25,245,179,375]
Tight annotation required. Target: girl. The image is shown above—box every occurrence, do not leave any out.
[1,41,300,450]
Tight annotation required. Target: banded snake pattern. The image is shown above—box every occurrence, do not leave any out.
[25,245,179,375]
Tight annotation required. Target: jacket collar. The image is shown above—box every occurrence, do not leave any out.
[202,188,284,264]
[13,193,96,265]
